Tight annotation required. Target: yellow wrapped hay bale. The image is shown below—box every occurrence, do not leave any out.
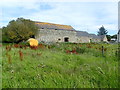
[27,38,38,47]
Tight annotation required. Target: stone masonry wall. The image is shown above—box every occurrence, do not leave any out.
[35,29,101,43]
[35,29,78,43]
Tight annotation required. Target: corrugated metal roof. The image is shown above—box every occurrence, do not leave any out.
[35,22,75,31]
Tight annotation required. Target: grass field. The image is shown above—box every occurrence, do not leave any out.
[2,43,119,88]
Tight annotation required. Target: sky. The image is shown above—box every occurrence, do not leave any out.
[0,0,119,35]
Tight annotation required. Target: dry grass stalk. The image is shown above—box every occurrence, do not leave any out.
[6,45,11,51]
[19,50,23,61]
[6,53,11,64]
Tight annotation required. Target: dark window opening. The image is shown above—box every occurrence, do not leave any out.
[64,37,69,42]
[41,28,44,29]
[55,29,57,30]
[58,39,61,41]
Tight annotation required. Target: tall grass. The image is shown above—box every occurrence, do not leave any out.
[2,43,118,88]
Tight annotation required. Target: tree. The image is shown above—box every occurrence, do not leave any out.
[106,35,111,41]
[2,18,38,43]
[111,34,117,39]
[97,25,108,36]
[106,34,117,41]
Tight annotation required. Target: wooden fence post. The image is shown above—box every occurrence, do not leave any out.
[102,46,104,57]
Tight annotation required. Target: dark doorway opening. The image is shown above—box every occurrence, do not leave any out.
[64,37,69,42]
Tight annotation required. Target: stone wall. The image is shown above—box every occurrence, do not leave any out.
[35,28,101,43]
[91,38,101,43]
[77,36,92,43]
[76,36,101,43]
[35,29,78,43]
[103,36,108,42]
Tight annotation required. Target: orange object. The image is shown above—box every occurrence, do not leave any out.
[27,38,38,47]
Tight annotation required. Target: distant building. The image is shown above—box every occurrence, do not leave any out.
[99,35,108,42]
[35,21,107,43]
[111,38,117,41]
[76,31,101,43]
[109,38,117,43]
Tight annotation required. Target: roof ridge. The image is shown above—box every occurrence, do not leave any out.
[35,21,71,26]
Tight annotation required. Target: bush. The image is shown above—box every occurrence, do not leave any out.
[76,47,86,54]
[2,18,38,43]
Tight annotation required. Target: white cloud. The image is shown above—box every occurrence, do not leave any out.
[0,0,41,10]
[0,1,118,35]
[23,2,117,34]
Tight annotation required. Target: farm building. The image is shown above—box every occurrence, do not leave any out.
[76,31,101,43]
[35,21,107,43]
[98,35,108,42]
[35,22,77,43]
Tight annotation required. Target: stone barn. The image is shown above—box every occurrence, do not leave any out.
[35,22,78,43]
[76,31,101,43]
[35,21,105,43]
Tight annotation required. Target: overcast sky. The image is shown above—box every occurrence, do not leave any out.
[0,0,118,35]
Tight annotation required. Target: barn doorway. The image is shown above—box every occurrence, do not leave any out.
[64,37,69,42]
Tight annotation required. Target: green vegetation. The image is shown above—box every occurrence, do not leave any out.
[2,18,38,43]
[106,34,117,41]
[2,43,118,88]
[97,25,108,36]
